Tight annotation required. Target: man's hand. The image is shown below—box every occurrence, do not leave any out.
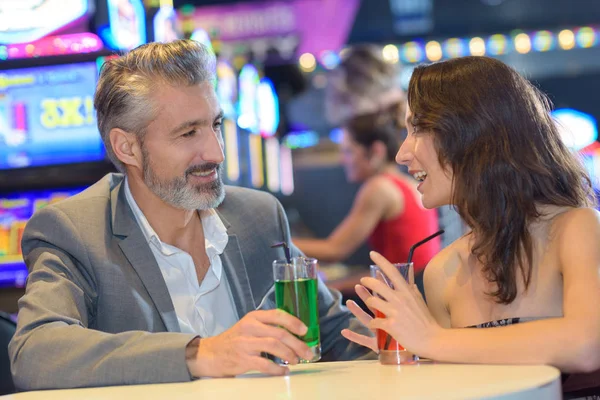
[186,309,314,378]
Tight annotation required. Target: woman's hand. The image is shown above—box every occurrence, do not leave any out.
[360,251,444,357]
[341,284,379,353]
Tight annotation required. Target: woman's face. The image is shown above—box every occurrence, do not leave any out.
[340,129,375,183]
[395,106,454,208]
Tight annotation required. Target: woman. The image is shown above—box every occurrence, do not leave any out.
[293,45,441,293]
[342,56,600,376]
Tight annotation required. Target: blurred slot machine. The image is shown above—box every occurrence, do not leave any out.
[0,189,83,288]
[257,78,282,193]
[237,64,262,189]
[0,62,107,169]
[153,2,181,43]
[104,0,147,50]
[552,108,600,202]
[217,61,240,185]
[235,63,293,195]
[0,0,148,291]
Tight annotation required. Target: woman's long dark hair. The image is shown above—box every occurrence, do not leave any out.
[408,56,595,304]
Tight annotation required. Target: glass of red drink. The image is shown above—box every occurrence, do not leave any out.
[370,262,419,365]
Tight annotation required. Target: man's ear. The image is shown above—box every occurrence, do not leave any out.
[370,140,388,166]
[109,128,143,170]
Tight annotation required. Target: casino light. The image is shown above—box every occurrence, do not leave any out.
[224,119,240,182]
[532,30,555,52]
[329,128,343,144]
[317,25,600,68]
[0,0,89,44]
[249,134,264,188]
[552,108,598,151]
[575,27,597,48]
[216,61,237,118]
[514,33,531,54]
[400,41,424,64]
[106,0,146,50]
[190,29,213,52]
[443,38,466,58]
[237,64,260,134]
[487,34,508,55]
[265,137,281,193]
[284,131,319,149]
[257,78,279,137]
[280,145,295,196]
[153,3,178,43]
[299,53,316,73]
[558,29,575,50]
[425,41,442,61]
[320,50,340,70]
[382,44,399,64]
[3,33,103,60]
[469,37,486,56]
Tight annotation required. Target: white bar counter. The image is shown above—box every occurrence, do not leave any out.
[1,360,561,399]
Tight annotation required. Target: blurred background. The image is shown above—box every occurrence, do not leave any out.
[1,0,600,312]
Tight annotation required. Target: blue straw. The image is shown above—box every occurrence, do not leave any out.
[270,242,292,264]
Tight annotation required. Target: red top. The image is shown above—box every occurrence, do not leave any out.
[368,174,441,274]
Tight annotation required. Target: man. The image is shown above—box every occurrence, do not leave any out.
[8,40,373,390]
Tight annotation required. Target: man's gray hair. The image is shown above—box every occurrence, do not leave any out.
[94,39,216,172]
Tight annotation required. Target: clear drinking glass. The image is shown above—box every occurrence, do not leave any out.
[370,262,418,365]
[273,257,321,363]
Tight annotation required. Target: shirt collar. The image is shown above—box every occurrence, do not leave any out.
[124,178,229,257]
[124,177,163,250]
[200,208,229,255]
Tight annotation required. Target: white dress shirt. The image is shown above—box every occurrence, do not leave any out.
[124,180,239,337]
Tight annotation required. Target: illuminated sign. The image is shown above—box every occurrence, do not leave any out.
[257,78,279,137]
[552,108,598,151]
[107,0,146,50]
[0,33,103,61]
[265,137,281,192]
[153,5,180,42]
[249,134,264,188]
[0,0,89,44]
[217,61,237,118]
[0,62,105,169]
[224,119,240,182]
[190,28,213,52]
[237,64,260,134]
[280,144,294,195]
[0,188,83,288]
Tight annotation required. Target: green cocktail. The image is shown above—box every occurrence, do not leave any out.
[275,278,320,349]
[273,257,321,362]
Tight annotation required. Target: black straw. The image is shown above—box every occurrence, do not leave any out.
[271,242,292,264]
[407,229,445,264]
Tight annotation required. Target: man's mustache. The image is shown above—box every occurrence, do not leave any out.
[185,163,222,176]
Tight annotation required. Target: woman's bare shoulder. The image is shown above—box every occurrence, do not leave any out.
[425,233,470,281]
[549,207,600,236]
[549,207,600,248]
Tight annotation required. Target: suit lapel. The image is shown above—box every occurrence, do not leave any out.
[111,178,181,333]
[216,210,256,318]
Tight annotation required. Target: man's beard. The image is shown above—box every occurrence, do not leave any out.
[141,149,225,211]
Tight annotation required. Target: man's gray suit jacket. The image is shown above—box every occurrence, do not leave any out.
[9,173,374,390]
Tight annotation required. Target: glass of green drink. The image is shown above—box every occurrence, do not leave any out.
[273,257,321,363]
